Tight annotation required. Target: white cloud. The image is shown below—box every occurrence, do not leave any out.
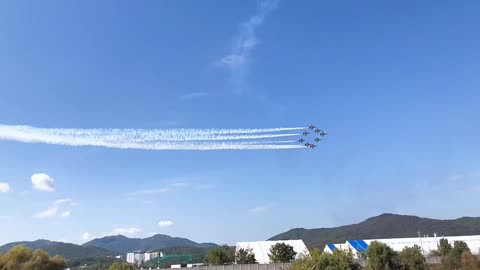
[0,183,10,193]
[217,0,280,93]
[33,206,58,219]
[33,199,75,219]
[170,182,189,188]
[55,198,73,205]
[128,187,171,196]
[158,220,175,228]
[31,173,55,192]
[180,92,209,100]
[81,232,94,241]
[249,204,272,213]
[112,227,142,237]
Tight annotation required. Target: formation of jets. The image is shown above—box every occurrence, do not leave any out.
[300,124,327,149]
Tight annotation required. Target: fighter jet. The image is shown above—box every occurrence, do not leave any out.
[298,138,305,143]
[303,131,310,136]
[309,144,317,148]
[314,128,321,133]
[309,125,316,130]
[304,142,311,147]
[314,137,321,142]
[319,131,327,136]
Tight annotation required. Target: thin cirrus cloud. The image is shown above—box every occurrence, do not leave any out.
[127,187,171,196]
[217,0,280,93]
[33,198,75,219]
[158,220,175,228]
[111,227,143,237]
[248,204,272,213]
[0,182,10,193]
[31,173,55,192]
[81,227,143,242]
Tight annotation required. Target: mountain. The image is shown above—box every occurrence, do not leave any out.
[0,240,114,260]
[83,234,218,253]
[269,214,480,249]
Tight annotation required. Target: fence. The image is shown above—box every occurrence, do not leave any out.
[144,263,292,270]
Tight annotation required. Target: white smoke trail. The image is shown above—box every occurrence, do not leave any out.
[0,124,305,150]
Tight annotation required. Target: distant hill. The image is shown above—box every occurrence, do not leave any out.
[269,214,480,249]
[83,234,218,253]
[0,240,113,260]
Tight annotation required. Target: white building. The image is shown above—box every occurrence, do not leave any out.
[324,235,480,258]
[126,252,145,264]
[236,240,310,264]
[127,251,164,264]
[144,251,161,261]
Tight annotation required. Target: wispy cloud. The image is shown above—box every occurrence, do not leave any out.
[249,204,273,213]
[218,0,280,93]
[456,185,480,193]
[81,227,143,242]
[128,187,171,196]
[0,124,304,151]
[112,227,142,237]
[0,182,10,193]
[31,173,55,192]
[180,92,209,100]
[158,220,175,228]
[449,172,480,181]
[170,182,189,188]
[33,198,75,219]
[128,181,191,197]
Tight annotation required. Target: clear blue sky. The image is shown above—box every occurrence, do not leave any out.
[0,0,479,245]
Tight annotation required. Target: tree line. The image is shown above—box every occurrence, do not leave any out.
[0,245,66,270]
[206,239,480,270]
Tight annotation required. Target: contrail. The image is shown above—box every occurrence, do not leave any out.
[0,124,305,151]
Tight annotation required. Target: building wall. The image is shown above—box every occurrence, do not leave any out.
[324,235,480,257]
[236,240,310,264]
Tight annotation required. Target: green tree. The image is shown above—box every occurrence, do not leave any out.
[365,241,397,270]
[268,243,297,263]
[0,245,66,270]
[291,248,360,270]
[235,248,257,264]
[461,251,480,270]
[108,261,134,270]
[442,240,470,270]
[207,245,235,265]
[438,238,452,256]
[397,245,426,270]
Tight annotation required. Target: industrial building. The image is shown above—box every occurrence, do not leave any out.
[236,240,310,264]
[324,235,480,257]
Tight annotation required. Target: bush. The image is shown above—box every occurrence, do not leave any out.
[269,243,297,263]
[235,248,257,264]
[365,241,397,270]
[461,251,480,270]
[0,245,66,270]
[291,248,360,270]
[108,261,134,270]
[397,245,426,270]
[442,240,470,270]
[207,245,235,265]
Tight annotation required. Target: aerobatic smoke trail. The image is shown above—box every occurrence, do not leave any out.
[0,124,305,150]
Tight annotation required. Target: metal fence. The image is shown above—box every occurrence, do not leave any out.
[144,263,292,270]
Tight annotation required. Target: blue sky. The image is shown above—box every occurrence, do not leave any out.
[0,0,479,245]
